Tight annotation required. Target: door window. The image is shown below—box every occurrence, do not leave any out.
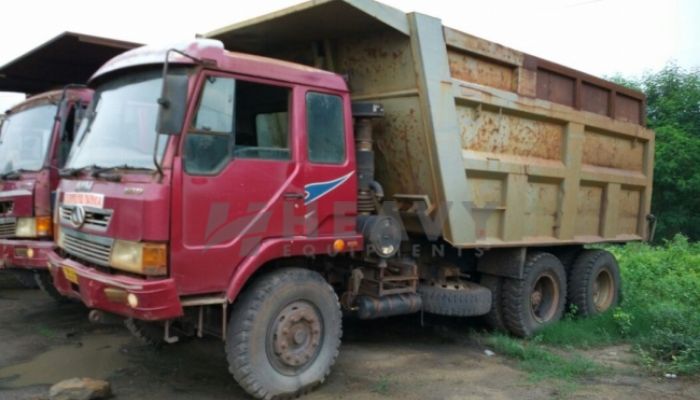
[185,77,291,174]
[306,92,345,164]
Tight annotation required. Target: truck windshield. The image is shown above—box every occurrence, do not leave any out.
[0,104,57,174]
[67,69,174,170]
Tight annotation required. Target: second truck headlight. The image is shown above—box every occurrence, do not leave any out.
[110,240,167,276]
[15,218,36,237]
[15,217,52,238]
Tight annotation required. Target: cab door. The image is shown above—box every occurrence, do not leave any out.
[172,74,305,294]
[302,90,357,238]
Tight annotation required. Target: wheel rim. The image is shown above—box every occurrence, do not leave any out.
[267,301,323,375]
[529,272,560,323]
[592,269,614,312]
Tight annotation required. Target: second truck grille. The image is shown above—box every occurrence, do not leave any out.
[0,218,16,238]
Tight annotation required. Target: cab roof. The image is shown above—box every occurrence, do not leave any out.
[91,39,348,92]
[6,88,93,115]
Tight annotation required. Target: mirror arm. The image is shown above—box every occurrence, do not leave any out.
[154,49,201,181]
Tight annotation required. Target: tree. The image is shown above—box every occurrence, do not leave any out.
[613,65,700,240]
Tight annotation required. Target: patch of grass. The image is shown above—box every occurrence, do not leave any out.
[536,312,621,349]
[372,375,392,395]
[487,334,605,382]
[536,236,700,375]
[37,326,56,338]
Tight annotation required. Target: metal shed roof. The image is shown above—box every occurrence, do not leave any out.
[0,32,140,94]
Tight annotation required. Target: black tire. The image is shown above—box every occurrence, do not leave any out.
[125,318,165,348]
[226,268,342,400]
[553,247,583,271]
[418,281,491,317]
[479,274,507,332]
[13,270,38,289]
[502,252,567,338]
[568,249,621,317]
[35,271,69,303]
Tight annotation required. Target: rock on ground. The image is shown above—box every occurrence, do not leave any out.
[49,378,111,400]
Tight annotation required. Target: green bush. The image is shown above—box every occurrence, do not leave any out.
[537,236,700,374]
[611,65,700,241]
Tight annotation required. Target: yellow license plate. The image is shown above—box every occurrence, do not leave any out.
[63,267,79,284]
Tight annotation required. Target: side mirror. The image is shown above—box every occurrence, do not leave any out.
[156,73,188,135]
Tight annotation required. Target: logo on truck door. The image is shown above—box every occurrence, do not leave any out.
[304,172,353,205]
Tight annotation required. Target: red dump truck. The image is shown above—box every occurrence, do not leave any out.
[47,1,654,398]
[0,33,138,296]
[0,88,92,295]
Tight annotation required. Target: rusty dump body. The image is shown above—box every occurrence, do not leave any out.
[208,0,654,249]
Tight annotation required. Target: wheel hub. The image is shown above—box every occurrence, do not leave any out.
[593,269,614,312]
[529,273,559,323]
[531,290,543,308]
[271,301,322,370]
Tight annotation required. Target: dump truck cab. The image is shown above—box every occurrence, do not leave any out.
[48,39,363,317]
[0,89,91,290]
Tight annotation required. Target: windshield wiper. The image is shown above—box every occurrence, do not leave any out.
[58,164,101,178]
[58,167,84,178]
[1,168,30,180]
[91,164,154,182]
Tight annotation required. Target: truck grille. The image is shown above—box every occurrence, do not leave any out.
[61,228,114,267]
[0,218,16,238]
[60,206,113,231]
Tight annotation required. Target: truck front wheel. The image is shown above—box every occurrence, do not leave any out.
[125,318,165,348]
[226,268,342,400]
[502,253,567,337]
[568,249,621,316]
[13,270,38,289]
[35,271,69,303]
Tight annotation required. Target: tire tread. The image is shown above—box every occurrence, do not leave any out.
[502,252,566,338]
[568,249,620,316]
[226,268,342,400]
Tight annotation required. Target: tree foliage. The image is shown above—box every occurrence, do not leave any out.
[612,65,700,240]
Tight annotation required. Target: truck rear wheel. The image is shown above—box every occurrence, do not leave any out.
[568,249,621,316]
[479,274,507,332]
[502,253,567,337]
[226,268,342,400]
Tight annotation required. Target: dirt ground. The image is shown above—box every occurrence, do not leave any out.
[0,272,697,400]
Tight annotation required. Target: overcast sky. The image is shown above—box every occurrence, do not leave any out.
[1,0,698,111]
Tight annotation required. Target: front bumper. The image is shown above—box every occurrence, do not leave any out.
[0,239,54,270]
[47,250,183,321]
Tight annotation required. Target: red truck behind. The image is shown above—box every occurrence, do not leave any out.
[0,88,91,297]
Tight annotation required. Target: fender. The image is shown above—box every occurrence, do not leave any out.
[225,234,363,302]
